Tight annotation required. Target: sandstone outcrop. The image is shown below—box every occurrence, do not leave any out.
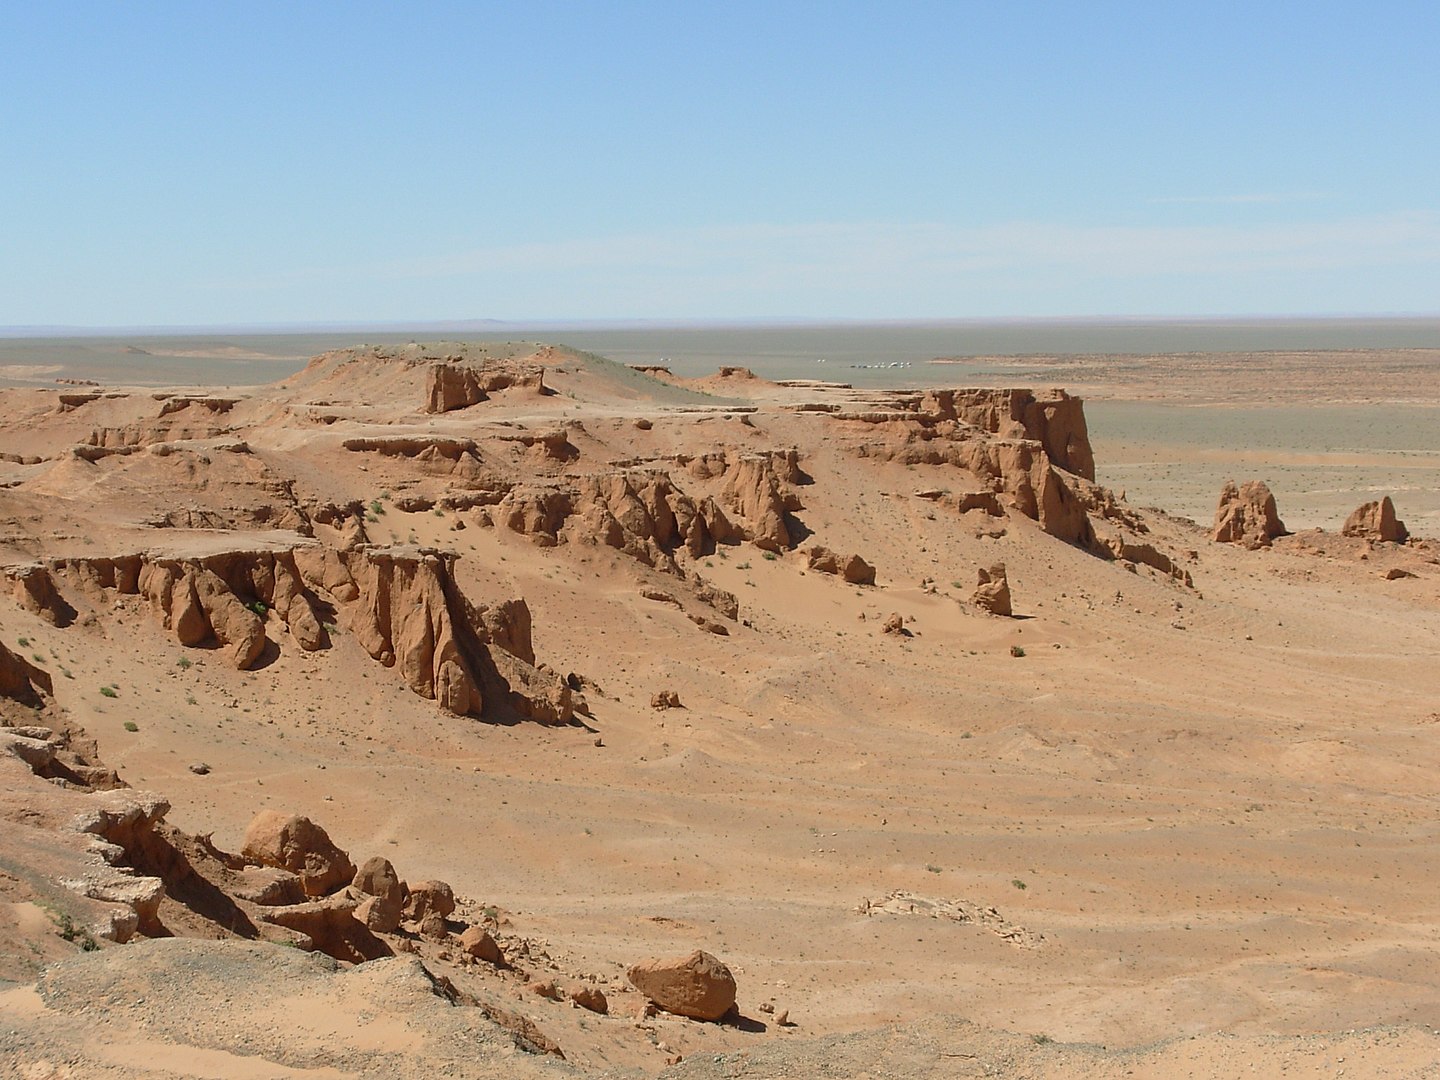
[1342,496,1408,543]
[7,543,574,723]
[425,359,547,413]
[241,811,355,898]
[627,949,737,1021]
[1212,480,1286,548]
[806,546,876,585]
[971,563,1012,616]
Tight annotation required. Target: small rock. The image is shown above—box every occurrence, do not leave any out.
[188,762,211,775]
[571,985,608,1014]
[528,979,561,1001]
[651,690,682,710]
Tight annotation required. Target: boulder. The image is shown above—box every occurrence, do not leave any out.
[971,563,1012,616]
[1342,496,1408,543]
[459,925,505,965]
[806,546,841,575]
[571,985,608,1014]
[404,879,456,923]
[1212,480,1286,548]
[882,612,905,635]
[241,811,355,898]
[651,690,682,710]
[808,547,874,584]
[351,856,406,933]
[840,554,876,585]
[627,949,737,1021]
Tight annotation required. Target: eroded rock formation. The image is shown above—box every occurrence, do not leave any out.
[1342,496,1408,543]
[1212,480,1286,549]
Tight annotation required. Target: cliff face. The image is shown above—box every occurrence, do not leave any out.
[4,545,574,724]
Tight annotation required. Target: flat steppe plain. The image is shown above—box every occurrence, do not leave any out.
[0,343,1438,1078]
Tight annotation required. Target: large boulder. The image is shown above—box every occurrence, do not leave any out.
[241,811,355,898]
[1342,496,1408,543]
[404,879,456,936]
[971,563,1012,616]
[1211,480,1286,549]
[627,949,737,1021]
[352,856,406,933]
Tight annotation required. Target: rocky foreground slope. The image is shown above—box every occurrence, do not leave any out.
[2,343,1438,1077]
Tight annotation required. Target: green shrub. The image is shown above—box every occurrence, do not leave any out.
[123,721,138,732]
[99,686,118,698]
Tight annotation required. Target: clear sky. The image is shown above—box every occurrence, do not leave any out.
[3,1,1437,326]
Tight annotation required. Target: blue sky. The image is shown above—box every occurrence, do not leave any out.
[2,1,1437,325]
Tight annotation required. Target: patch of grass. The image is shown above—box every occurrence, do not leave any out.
[762,551,777,561]
[925,864,942,874]
[32,654,44,664]
[243,599,268,618]
[16,636,28,647]
[177,656,192,669]
[1032,1033,1052,1045]
[370,499,386,517]
[1012,878,1027,890]
[123,721,138,732]
[56,913,99,951]
[186,695,197,706]
[99,686,118,698]
[1009,645,1026,658]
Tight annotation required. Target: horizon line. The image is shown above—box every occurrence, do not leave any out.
[3,311,1440,339]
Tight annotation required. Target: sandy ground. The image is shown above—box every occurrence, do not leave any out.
[0,344,1438,1077]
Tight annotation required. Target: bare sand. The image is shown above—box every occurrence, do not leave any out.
[0,343,1438,1077]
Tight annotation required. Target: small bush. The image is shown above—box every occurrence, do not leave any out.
[177,656,192,669]
[1010,645,1026,658]
[762,552,777,561]
[123,721,138,732]
[244,599,268,618]
[17,637,28,647]
[57,913,98,951]
[99,686,118,698]
[370,499,386,517]
[1012,878,1027,890]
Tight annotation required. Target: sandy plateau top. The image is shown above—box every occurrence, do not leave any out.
[1,342,1439,1078]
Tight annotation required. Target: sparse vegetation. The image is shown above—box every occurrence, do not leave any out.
[1012,878,1027,890]
[123,721,138,732]
[244,599,268,618]
[177,656,192,669]
[1010,645,1026,658]
[99,686,118,698]
[56,913,99,951]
